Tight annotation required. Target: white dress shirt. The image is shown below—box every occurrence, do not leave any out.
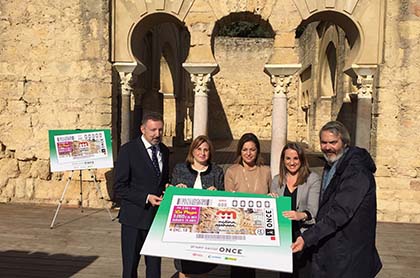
[141,135,163,204]
[141,135,162,172]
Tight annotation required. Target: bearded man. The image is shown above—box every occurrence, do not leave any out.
[291,121,382,278]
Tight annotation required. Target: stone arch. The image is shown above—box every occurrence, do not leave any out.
[286,0,384,152]
[129,13,190,64]
[211,11,275,57]
[289,9,364,151]
[290,0,385,66]
[297,10,361,69]
[212,11,275,36]
[112,0,195,62]
[122,12,191,145]
[291,3,383,150]
[182,0,277,64]
[207,0,276,20]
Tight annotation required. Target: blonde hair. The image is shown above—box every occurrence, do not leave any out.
[186,135,214,165]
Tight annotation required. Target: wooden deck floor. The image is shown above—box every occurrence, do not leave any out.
[0,203,419,278]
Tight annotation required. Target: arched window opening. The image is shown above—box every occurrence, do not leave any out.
[213,12,275,38]
[326,42,337,92]
[320,42,337,97]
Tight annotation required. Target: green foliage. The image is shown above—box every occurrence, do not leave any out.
[217,21,273,38]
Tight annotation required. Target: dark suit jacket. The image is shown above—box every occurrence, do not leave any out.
[302,147,382,278]
[114,137,169,230]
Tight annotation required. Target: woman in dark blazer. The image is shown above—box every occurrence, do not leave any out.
[170,135,224,278]
[270,142,321,278]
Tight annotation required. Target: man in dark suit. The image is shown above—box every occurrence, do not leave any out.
[291,121,382,278]
[114,112,169,278]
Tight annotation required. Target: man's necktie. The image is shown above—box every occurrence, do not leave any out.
[150,145,161,176]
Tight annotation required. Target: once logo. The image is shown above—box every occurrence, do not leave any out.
[265,209,273,228]
[219,247,243,255]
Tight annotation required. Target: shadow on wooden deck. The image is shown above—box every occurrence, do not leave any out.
[1,203,420,277]
[0,250,98,278]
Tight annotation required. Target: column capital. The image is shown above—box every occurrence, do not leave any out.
[183,63,218,97]
[182,63,217,139]
[270,75,292,95]
[265,64,301,95]
[118,72,136,96]
[351,64,377,98]
[189,73,212,96]
[114,62,146,96]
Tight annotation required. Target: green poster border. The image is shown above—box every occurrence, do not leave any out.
[48,129,113,172]
[156,187,292,245]
[144,186,292,272]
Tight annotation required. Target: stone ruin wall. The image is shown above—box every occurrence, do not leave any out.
[0,1,113,207]
[211,37,275,140]
[0,0,420,223]
[374,0,420,223]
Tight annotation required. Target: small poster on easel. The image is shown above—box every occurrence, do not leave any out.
[48,129,113,172]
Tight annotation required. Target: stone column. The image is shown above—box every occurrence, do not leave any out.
[352,64,377,150]
[265,64,301,177]
[114,62,146,145]
[190,73,211,138]
[182,63,218,139]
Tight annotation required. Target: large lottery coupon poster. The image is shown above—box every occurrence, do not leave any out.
[141,187,292,273]
[48,129,113,172]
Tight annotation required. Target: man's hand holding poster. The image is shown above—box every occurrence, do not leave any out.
[141,187,292,273]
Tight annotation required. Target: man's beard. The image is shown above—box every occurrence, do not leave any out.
[151,137,161,144]
[323,149,345,164]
